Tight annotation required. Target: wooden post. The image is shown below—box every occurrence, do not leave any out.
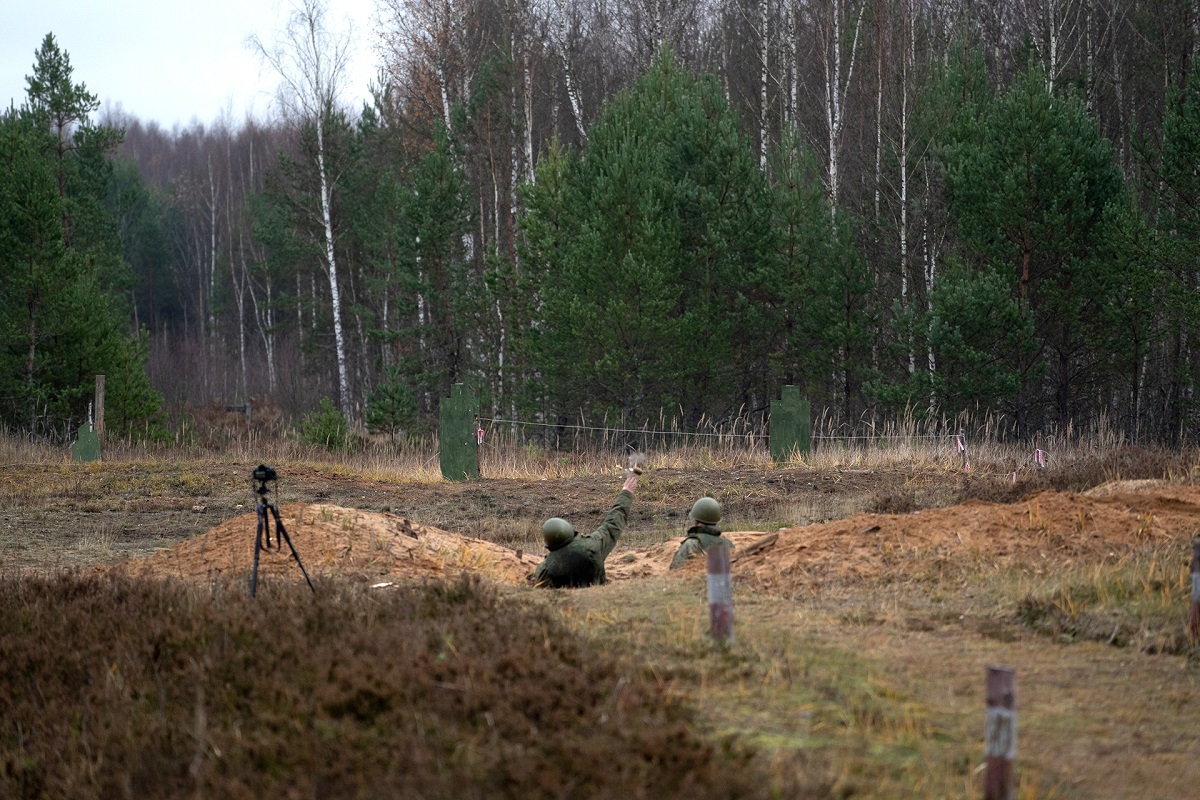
[957,434,971,472]
[984,665,1017,800]
[1188,539,1200,643]
[706,541,734,645]
[94,374,105,441]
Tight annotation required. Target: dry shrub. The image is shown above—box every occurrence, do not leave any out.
[957,444,1200,504]
[0,573,796,799]
[863,489,918,514]
[180,394,286,448]
[1040,444,1200,490]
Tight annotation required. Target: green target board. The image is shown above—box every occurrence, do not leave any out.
[439,384,480,481]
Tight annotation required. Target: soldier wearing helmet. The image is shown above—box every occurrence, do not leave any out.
[529,469,639,588]
[669,496,727,569]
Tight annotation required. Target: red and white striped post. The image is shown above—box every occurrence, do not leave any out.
[957,434,971,472]
[1188,539,1200,643]
[706,541,734,645]
[984,665,1017,800]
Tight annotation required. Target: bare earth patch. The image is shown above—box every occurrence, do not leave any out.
[7,459,1200,798]
[104,504,545,586]
[103,482,1200,596]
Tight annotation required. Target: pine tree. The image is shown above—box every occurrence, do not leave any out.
[0,34,162,438]
[520,49,777,426]
[938,56,1125,436]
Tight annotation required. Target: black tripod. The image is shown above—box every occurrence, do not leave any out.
[250,464,315,597]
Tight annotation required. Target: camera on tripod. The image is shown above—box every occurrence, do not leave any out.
[252,464,278,484]
[248,463,315,596]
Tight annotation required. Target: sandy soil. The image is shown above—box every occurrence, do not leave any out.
[99,478,1200,593]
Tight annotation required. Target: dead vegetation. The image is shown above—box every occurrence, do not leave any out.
[3,433,1200,798]
[0,573,806,800]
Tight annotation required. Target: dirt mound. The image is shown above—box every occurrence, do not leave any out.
[727,484,1200,593]
[606,531,769,580]
[108,502,774,588]
[107,482,1200,592]
[109,504,544,586]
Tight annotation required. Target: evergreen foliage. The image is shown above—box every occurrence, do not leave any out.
[1146,62,1200,440]
[769,136,873,413]
[521,49,777,425]
[0,35,162,438]
[936,56,1126,437]
[299,396,350,449]
[364,365,419,437]
[12,20,1200,444]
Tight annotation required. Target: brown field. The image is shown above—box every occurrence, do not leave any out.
[1,443,1199,797]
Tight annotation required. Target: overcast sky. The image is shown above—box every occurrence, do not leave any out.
[2,0,381,131]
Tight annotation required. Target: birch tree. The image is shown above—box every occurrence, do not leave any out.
[541,0,590,142]
[1016,0,1085,96]
[252,0,355,419]
[812,0,866,222]
[378,0,479,133]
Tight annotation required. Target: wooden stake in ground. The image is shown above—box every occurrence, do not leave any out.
[984,665,1017,800]
[706,541,734,644]
[94,374,105,442]
[1189,539,1200,642]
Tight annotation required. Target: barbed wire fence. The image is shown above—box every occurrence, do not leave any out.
[474,414,981,466]
[460,400,1069,478]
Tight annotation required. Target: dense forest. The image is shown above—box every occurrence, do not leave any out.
[5,0,1200,445]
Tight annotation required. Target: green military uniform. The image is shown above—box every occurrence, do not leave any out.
[531,490,633,588]
[669,523,728,569]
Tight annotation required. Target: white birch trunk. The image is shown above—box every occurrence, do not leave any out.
[207,155,218,340]
[315,104,351,418]
[821,0,865,224]
[787,0,797,124]
[1020,0,1082,96]
[873,17,881,224]
[1194,0,1200,65]
[759,0,770,169]
[824,0,841,219]
[552,0,588,141]
[248,273,277,393]
[416,245,430,412]
[922,162,938,413]
[251,0,354,418]
[296,273,304,358]
[523,39,535,184]
[436,61,454,130]
[226,136,249,402]
[1085,0,1094,113]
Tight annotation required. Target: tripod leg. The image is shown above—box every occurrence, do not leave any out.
[263,499,275,549]
[251,503,267,597]
[271,503,315,593]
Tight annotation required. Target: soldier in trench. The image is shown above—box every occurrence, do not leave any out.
[669,496,729,569]
[529,469,638,588]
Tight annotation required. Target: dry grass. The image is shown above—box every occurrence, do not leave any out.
[550,579,1074,798]
[10,403,1194,484]
[553,543,1200,800]
[0,573,804,799]
[1006,544,1195,654]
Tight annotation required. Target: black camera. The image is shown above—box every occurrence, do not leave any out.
[252,464,278,483]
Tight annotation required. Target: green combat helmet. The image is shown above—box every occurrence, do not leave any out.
[689,497,722,524]
[542,517,575,549]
